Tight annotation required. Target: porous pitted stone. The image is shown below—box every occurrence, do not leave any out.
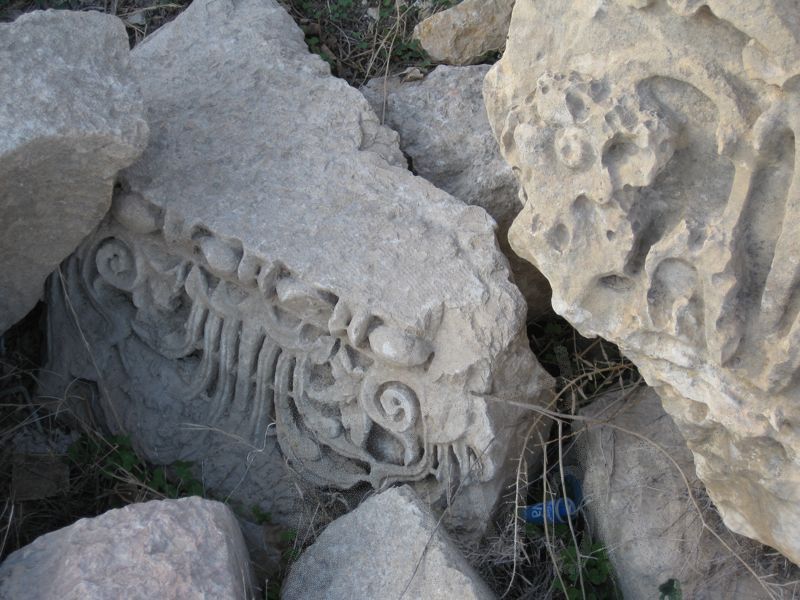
[362,65,551,318]
[0,10,147,333]
[413,0,515,65]
[282,485,495,600]
[44,0,553,538]
[0,497,255,600]
[485,0,800,563]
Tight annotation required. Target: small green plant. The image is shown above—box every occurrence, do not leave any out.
[328,0,354,20]
[284,0,437,85]
[659,578,683,600]
[251,504,273,525]
[526,523,617,600]
[67,433,204,501]
[304,34,335,64]
[555,535,614,600]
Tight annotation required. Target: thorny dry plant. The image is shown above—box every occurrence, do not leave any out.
[466,332,800,600]
[426,315,800,600]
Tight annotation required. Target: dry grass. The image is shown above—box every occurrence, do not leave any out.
[0,0,192,45]
[464,318,800,599]
[0,309,186,561]
[277,0,455,86]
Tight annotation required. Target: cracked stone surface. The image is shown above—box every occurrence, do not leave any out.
[578,387,772,599]
[282,485,495,600]
[0,10,148,334]
[0,497,255,600]
[43,0,553,538]
[362,65,552,318]
[485,0,800,563]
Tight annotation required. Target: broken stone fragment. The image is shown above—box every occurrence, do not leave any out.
[362,65,551,318]
[0,497,255,599]
[43,0,553,538]
[282,485,496,600]
[578,387,773,599]
[413,0,515,65]
[485,0,800,564]
[0,10,148,334]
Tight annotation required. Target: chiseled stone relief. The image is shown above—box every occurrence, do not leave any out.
[485,0,800,562]
[45,0,552,534]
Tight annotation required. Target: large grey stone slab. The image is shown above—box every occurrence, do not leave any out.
[0,10,147,333]
[43,0,553,537]
[0,497,255,600]
[578,387,772,599]
[362,65,551,318]
[485,0,800,563]
[282,485,495,600]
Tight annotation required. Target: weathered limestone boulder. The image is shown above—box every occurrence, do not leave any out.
[0,10,147,334]
[282,485,495,599]
[485,0,800,563]
[413,0,514,65]
[578,387,770,599]
[0,497,254,599]
[44,0,553,537]
[362,65,551,318]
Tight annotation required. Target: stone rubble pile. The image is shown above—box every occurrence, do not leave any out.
[578,387,772,599]
[413,0,515,65]
[2,0,800,595]
[283,485,496,600]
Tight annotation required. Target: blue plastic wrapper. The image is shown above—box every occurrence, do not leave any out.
[522,472,583,524]
[522,497,577,524]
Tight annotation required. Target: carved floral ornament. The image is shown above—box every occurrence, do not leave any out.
[486,0,800,561]
[506,63,800,396]
[54,189,508,498]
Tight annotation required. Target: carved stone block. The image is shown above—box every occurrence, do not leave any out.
[485,0,800,562]
[0,10,147,333]
[362,65,552,318]
[44,0,552,535]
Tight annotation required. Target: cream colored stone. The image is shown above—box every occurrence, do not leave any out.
[485,0,800,563]
[413,0,514,65]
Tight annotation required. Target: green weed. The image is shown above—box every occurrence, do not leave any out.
[659,578,683,600]
[66,433,204,501]
[525,523,618,600]
[281,0,437,85]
